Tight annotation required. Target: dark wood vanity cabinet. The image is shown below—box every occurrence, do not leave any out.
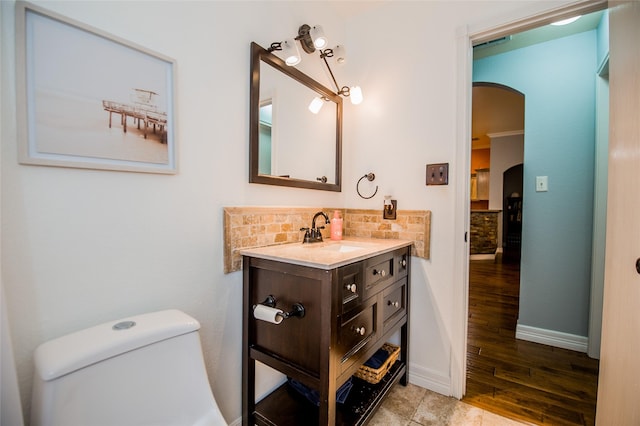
[242,245,411,426]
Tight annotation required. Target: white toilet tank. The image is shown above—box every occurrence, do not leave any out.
[30,309,227,426]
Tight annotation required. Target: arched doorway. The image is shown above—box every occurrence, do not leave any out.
[469,83,524,263]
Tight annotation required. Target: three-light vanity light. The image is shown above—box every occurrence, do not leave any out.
[268,24,363,114]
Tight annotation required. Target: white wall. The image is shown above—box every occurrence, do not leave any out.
[343,0,583,396]
[489,133,524,247]
[489,133,524,211]
[1,0,587,423]
[1,283,25,426]
[1,2,348,423]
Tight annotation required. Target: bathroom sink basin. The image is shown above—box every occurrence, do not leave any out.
[317,243,366,253]
[309,241,380,253]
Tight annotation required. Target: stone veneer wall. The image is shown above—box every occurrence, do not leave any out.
[469,210,500,255]
[223,207,431,273]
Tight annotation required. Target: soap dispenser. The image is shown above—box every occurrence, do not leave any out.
[330,210,343,241]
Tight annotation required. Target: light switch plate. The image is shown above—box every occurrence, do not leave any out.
[426,163,449,185]
[536,176,548,192]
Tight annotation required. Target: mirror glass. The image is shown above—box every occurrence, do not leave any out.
[250,42,342,191]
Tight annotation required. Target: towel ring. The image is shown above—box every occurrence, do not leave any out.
[357,173,378,199]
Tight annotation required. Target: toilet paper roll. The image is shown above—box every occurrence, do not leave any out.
[253,304,284,325]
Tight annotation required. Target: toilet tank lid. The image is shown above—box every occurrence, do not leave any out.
[34,309,201,381]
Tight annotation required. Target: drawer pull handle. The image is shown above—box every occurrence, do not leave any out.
[388,300,400,308]
[401,259,407,267]
[345,283,357,293]
[373,269,386,277]
[354,326,366,336]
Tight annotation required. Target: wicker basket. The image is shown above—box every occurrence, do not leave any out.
[354,343,400,384]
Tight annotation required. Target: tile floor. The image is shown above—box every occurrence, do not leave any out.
[369,383,532,425]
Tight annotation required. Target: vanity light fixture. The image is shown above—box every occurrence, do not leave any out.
[319,48,364,105]
[267,40,301,66]
[282,40,302,65]
[350,86,364,105]
[269,24,364,105]
[333,45,347,64]
[310,25,328,49]
[308,96,327,114]
[296,24,327,53]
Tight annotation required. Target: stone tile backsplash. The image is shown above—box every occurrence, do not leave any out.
[223,207,431,273]
[343,209,430,259]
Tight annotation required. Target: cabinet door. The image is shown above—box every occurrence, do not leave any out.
[250,266,323,375]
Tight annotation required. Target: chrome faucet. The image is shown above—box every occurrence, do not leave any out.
[300,211,330,243]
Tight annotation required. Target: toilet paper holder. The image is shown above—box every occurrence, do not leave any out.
[254,295,306,320]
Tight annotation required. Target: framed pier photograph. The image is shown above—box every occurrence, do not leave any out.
[16,1,177,174]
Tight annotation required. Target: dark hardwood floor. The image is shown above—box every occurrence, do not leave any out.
[462,260,599,425]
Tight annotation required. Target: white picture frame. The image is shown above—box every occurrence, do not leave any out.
[16,1,178,174]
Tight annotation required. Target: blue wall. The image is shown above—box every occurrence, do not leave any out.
[473,30,597,337]
[596,10,610,70]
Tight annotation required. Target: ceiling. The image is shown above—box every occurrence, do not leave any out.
[473,11,604,60]
[472,10,604,150]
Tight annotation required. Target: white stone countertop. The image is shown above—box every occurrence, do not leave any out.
[240,237,413,270]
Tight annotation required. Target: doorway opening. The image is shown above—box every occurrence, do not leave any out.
[460,5,608,424]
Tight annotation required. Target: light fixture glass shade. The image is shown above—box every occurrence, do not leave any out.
[551,15,581,26]
[310,25,328,49]
[350,86,363,105]
[308,97,324,114]
[282,39,301,66]
[334,45,346,65]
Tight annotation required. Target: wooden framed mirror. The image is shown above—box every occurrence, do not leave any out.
[250,42,342,191]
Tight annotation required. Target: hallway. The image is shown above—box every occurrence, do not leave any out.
[463,260,599,425]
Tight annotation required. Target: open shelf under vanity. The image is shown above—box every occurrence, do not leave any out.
[254,361,406,426]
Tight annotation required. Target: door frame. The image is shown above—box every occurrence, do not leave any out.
[451,0,608,398]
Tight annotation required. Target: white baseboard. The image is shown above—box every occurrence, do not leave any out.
[408,362,451,396]
[470,248,501,261]
[516,324,588,353]
[469,254,495,261]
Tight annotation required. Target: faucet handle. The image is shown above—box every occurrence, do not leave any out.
[300,227,312,243]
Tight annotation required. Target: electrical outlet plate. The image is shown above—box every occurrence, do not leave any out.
[536,176,548,192]
[426,163,449,185]
[383,200,397,220]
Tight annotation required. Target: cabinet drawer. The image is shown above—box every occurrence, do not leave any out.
[365,253,394,294]
[394,250,410,279]
[383,279,407,329]
[339,262,363,314]
[338,304,375,362]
